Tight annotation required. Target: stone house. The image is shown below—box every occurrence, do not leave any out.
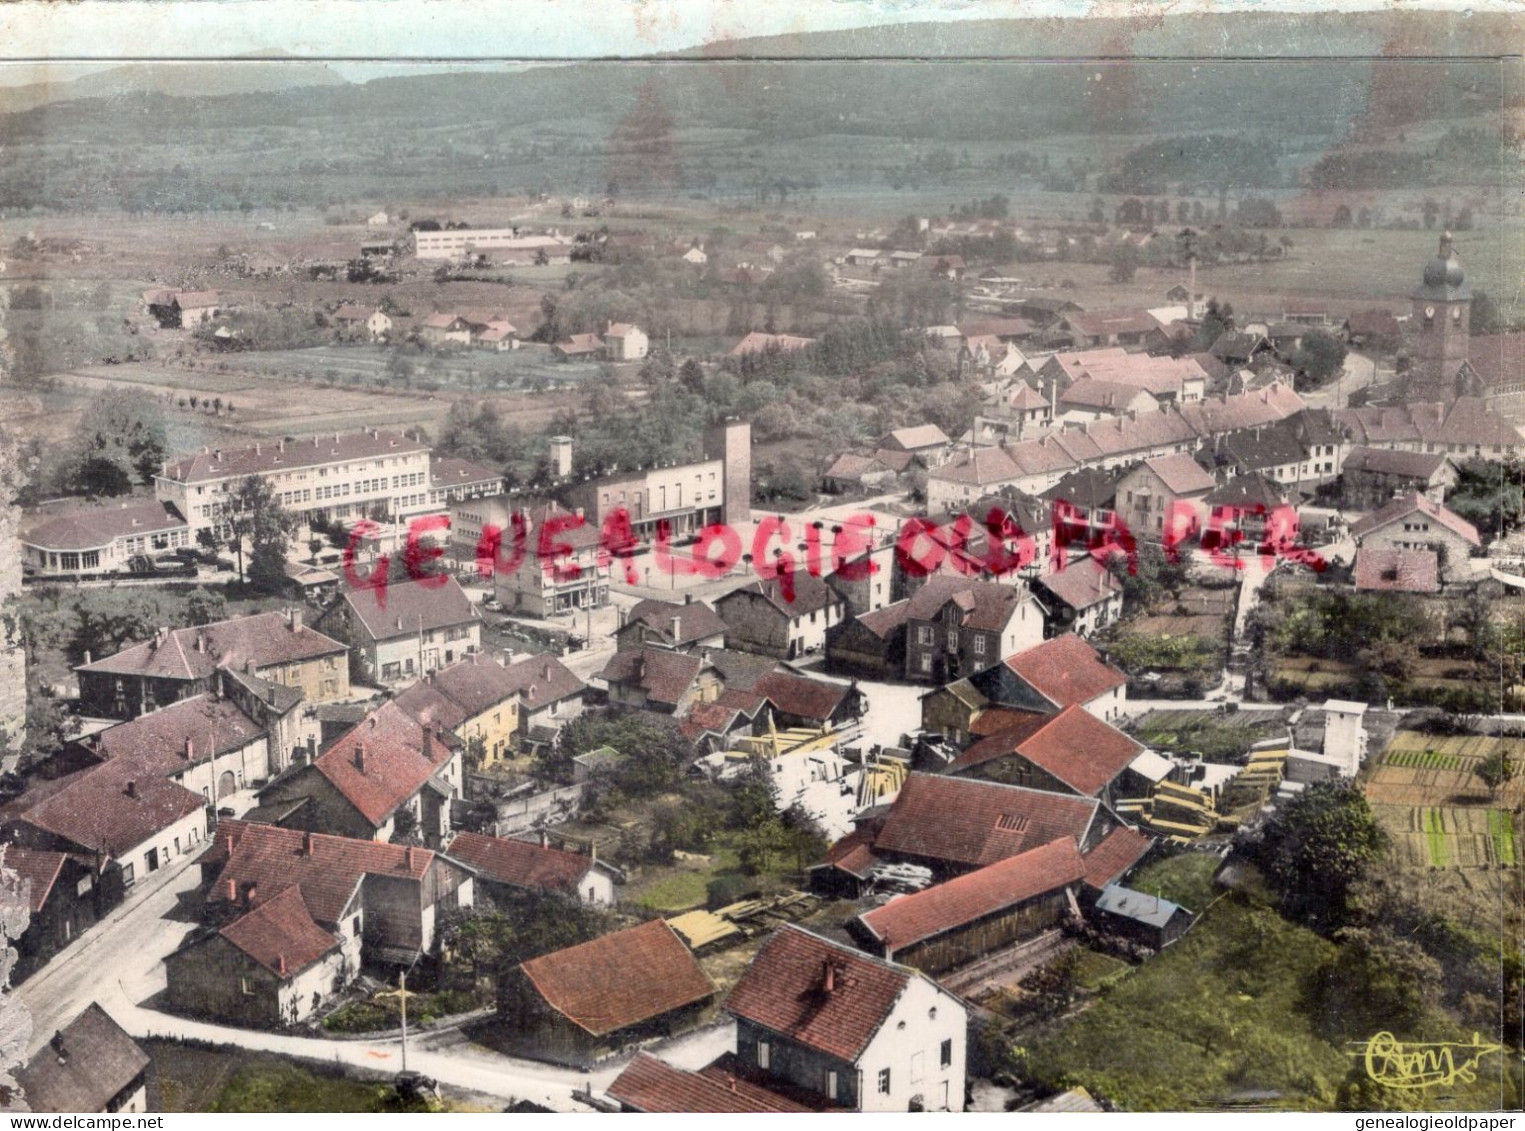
[716,574,848,661]
[499,919,714,1067]
[165,885,345,1027]
[252,700,463,848]
[317,576,481,686]
[1349,492,1481,584]
[725,925,968,1112]
[76,609,348,720]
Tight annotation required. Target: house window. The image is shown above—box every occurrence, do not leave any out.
[76,875,93,897]
[825,1071,838,1099]
[878,1068,891,1095]
[972,635,985,656]
[240,976,257,996]
[918,653,933,674]
[757,1041,771,1070]
[946,629,958,651]
[941,1039,953,1068]
[917,626,933,646]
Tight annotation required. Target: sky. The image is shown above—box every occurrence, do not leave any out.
[0,0,1506,84]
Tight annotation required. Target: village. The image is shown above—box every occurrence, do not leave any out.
[1,18,1523,1114]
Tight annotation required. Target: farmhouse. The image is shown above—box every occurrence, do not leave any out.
[444,831,616,906]
[1349,493,1480,584]
[947,703,1145,808]
[500,919,715,1066]
[725,925,967,1112]
[850,837,1087,974]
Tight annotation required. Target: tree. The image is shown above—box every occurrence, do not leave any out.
[61,391,169,492]
[1475,750,1517,801]
[1107,243,1139,284]
[185,589,228,627]
[677,358,706,395]
[1258,782,1387,929]
[1291,329,1348,388]
[195,527,222,561]
[1471,289,1505,335]
[228,474,296,592]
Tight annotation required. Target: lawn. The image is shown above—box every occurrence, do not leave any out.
[1132,708,1287,764]
[1026,892,1516,1112]
[629,842,743,912]
[145,1040,466,1113]
[1027,895,1348,1111]
[1126,853,1223,914]
[1069,948,1132,993]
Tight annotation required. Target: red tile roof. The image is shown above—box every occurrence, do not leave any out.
[315,700,457,826]
[622,598,728,647]
[446,832,593,893]
[500,653,586,710]
[207,821,434,929]
[161,429,428,484]
[218,885,340,976]
[519,919,714,1037]
[882,425,951,452]
[336,575,479,641]
[1460,332,1525,393]
[814,820,883,880]
[1342,447,1451,479]
[950,704,1143,796]
[725,925,914,1062]
[753,671,849,723]
[1137,452,1217,496]
[87,694,265,777]
[852,601,911,640]
[1081,825,1154,892]
[77,610,345,680]
[23,501,186,552]
[873,773,1098,870]
[394,654,524,726]
[609,1054,812,1113]
[1000,633,1127,709]
[729,332,815,357]
[724,571,841,617]
[597,648,703,708]
[1037,557,1124,612]
[857,837,1086,953]
[5,846,70,913]
[1350,492,1481,547]
[18,759,205,858]
[905,574,1033,633]
[1354,548,1441,593]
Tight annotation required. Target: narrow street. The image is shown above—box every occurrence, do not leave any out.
[12,839,734,1112]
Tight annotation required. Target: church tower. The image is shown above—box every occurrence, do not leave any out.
[1409,231,1471,400]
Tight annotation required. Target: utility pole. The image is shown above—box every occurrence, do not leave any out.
[374,966,417,1072]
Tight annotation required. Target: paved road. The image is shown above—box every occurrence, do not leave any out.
[1300,350,1377,411]
[14,839,734,1111]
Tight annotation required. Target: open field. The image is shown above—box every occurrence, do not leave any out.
[1374,804,1519,869]
[1366,731,1525,808]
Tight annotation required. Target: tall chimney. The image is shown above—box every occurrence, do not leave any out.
[670,615,682,642]
[405,845,416,869]
[540,829,549,849]
[824,963,835,993]
[225,878,237,902]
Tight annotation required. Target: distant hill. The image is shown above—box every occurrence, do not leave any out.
[0,53,347,113]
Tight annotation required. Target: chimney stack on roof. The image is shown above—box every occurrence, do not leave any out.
[823,962,836,994]
[405,845,416,869]
[355,742,366,772]
[276,954,287,976]
[184,737,194,760]
[540,829,549,849]
[124,780,137,799]
[303,831,315,857]
[226,878,237,902]
[50,1031,67,1065]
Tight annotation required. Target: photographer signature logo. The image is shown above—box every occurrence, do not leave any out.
[1357,1032,1502,1090]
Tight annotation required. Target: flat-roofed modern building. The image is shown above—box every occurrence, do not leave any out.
[155,429,434,537]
